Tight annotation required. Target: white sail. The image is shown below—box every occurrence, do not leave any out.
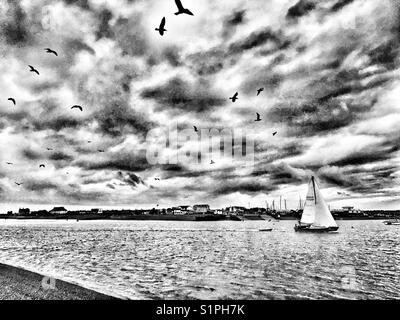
[300,177,337,228]
[300,179,316,225]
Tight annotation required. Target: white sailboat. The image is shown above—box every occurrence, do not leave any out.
[294,176,339,232]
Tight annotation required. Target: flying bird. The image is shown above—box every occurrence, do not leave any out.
[98,149,105,153]
[193,126,198,132]
[15,182,23,186]
[88,141,92,143]
[71,105,83,111]
[210,160,215,164]
[28,65,39,75]
[255,113,262,122]
[174,0,194,16]
[229,92,238,103]
[8,98,16,105]
[272,131,278,136]
[45,48,58,56]
[155,17,167,36]
[46,148,53,151]
[6,162,13,165]
[39,164,45,168]
[155,178,161,181]
[257,88,264,96]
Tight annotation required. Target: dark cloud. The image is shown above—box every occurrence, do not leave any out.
[222,10,246,38]
[330,0,354,12]
[49,152,74,162]
[23,180,59,191]
[78,151,151,172]
[62,0,90,10]
[228,28,291,55]
[22,149,42,160]
[118,172,145,188]
[286,0,316,20]
[93,100,153,137]
[141,77,225,113]
[95,8,114,40]
[113,16,148,56]
[213,179,277,196]
[0,1,32,46]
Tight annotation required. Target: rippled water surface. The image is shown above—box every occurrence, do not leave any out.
[0,219,399,299]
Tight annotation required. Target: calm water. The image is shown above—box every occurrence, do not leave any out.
[0,219,399,299]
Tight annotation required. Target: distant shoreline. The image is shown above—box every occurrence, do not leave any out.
[0,263,119,300]
[0,214,392,221]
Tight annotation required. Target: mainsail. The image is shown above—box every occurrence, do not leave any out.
[300,176,337,228]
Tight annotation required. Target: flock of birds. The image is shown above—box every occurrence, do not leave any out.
[4,48,100,186]
[5,0,278,186]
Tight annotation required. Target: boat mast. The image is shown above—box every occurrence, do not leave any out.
[311,176,317,205]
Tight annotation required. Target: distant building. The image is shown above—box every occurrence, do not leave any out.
[49,207,68,215]
[226,206,246,215]
[18,208,30,215]
[193,204,210,213]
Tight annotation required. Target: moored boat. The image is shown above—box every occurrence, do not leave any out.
[383,219,400,225]
[294,176,339,233]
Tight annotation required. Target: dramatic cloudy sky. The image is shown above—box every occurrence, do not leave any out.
[1,0,400,211]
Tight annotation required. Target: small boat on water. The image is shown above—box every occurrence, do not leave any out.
[294,176,339,233]
[259,228,272,232]
[383,219,400,225]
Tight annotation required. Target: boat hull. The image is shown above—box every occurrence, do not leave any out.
[294,224,339,233]
[383,221,400,225]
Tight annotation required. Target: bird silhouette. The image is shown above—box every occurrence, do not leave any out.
[15,182,23,186]
[98,149,105,153]
[8,98,16,105]
[210,160,215,164]
[6,162,13,165]
[71,105,83,111]
[44,48,58,56]
[155,178,161,181]
[255,113,262,122]
[39,164,45,168]
[46,147,53,151]
[174,0,194,16]
[193,126,198,132]
[156,17,167,36]
[88,140,92,143]
[272,131,277,136]
[257,88,264,96]
[28,65,39,75]
[229,92,238,102]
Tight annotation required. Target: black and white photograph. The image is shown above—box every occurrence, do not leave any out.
[0,0,400,308]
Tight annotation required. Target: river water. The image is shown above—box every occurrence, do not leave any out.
[0,219,399,299]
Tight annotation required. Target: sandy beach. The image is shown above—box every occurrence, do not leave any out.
[0,263,118,300]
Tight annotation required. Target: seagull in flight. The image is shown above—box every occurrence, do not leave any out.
[272,131,278,136]
[255,113,262,122]
[257,88,264,96]
[210,160,215,164]
[28,65,40,75]
[98,149,105,153]
[15,182,23,186]
[174,0,194,16]
[8,98,16,105]
[155,178,161,181]
[44,48,58,56]
[193,126,198,132]
[71,105,83,111]
[156,17,167,36]
[229,92,238,103]
[46,147,53,151]
[6,162,13,165]
[39,164,46,168]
